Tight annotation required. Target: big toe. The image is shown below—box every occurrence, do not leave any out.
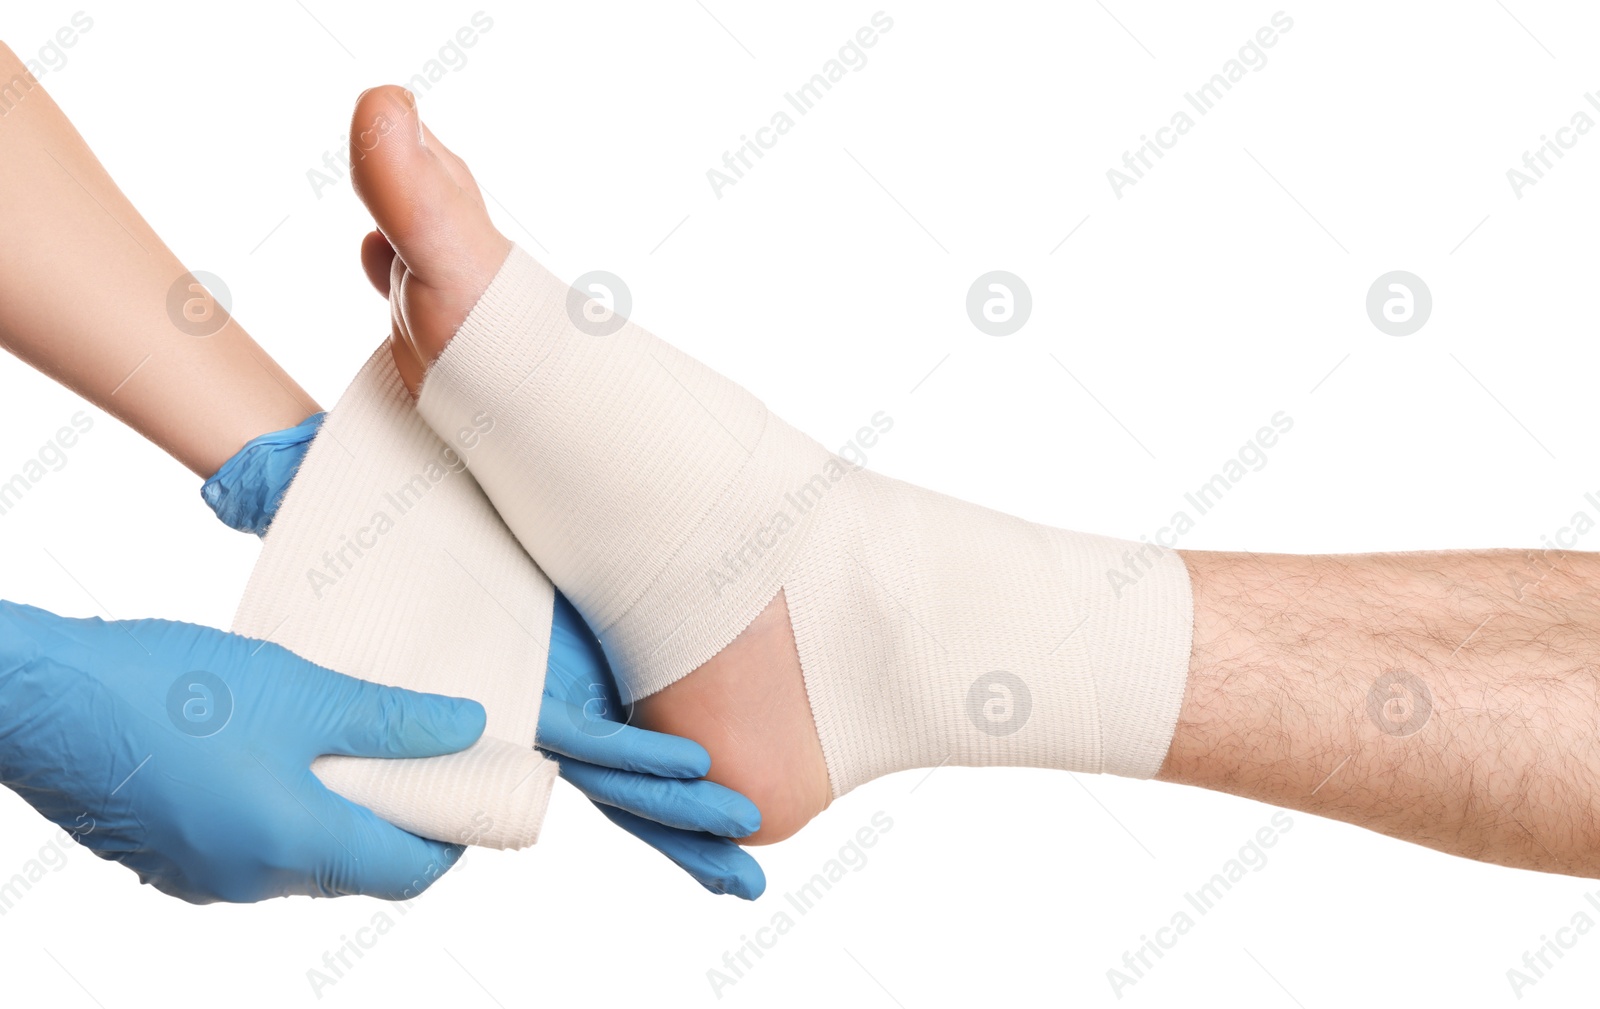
[347,85,509,356]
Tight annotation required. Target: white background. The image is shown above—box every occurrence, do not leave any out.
[2,1,1598,1006]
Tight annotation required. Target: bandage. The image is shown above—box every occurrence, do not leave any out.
[416,246,1195,796]
[233,346,556,848]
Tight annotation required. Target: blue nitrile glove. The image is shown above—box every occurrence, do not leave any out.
[0,600,485,904]
[540,592,764,897]
[205,417,767,898]
[201,412,326,535]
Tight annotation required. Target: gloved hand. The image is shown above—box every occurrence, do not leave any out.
[205,418,767,898]
[540,592,763,896]
[0,600,486,904]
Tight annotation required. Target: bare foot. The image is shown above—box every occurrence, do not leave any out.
[347,86,831,843]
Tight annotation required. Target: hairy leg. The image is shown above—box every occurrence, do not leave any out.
[348,86,1600,875]
[1164,549,1600,876]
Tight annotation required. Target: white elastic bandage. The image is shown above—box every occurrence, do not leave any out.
[233,346,557,849]
[418,247,1194,795]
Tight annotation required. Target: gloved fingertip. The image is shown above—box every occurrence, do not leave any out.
[590,725,711,778]
[682,842,766,899]
[446,697,488,748]
[610,726,710,778]
[654,735,712,779]
[590,802,767,899]
[722,795,762,839]
[380,690,484,756]
[719,863,766,900]
[694,876,727,896]
[432,697,486,754]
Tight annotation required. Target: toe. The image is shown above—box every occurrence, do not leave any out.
[346,85,506,291]
[347,84,511,374]
[360,230,395,297]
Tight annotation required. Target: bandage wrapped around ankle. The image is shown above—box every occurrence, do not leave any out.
[234,346,557,848]
[417,246,1194,795]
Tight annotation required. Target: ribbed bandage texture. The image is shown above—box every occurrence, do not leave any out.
[234,346,557,848]
[418,247,1195,795]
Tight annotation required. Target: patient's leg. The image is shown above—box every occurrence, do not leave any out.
[347,87,1188,845]
[350,92,1600,881]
